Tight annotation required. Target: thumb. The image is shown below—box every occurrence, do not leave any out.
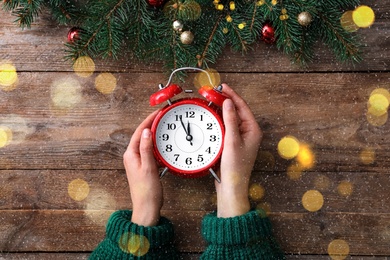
[222,99,241,146]
[139,128,157,169]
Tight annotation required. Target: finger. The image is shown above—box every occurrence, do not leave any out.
[222,98,242,145]
[221,83,257,124]
[139,128,157,170]
[127,110,160,154]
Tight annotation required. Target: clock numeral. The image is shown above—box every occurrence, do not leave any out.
[206,123,213,130]
[210,135,217,142]
[174,154,180,161]
[200,114,203,121]
[197,154,204,162]
[185,157,192,165]
[205,147,211,154]
[185,111,195,118]
[165,144,173,152]
[167,123,176,130]
[162,134,169,141]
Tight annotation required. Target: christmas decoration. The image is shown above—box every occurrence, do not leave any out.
[180,31,194,45]
[2,0,365,72]
[67,27,80,43]
[297,12,313,27]
[262,23,276,44]
[148,0,166,8]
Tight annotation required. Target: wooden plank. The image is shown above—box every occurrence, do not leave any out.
[0,210,390,255]
[0,170,389,214]
[1,72,389,171]
[0,0,389,73]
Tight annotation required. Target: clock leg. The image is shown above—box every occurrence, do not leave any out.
[160,167,169,179]
[209,168,221,183]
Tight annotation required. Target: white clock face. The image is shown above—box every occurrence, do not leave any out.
[154,101,224,173]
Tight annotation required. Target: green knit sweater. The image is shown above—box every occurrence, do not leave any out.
[90,209,285,259]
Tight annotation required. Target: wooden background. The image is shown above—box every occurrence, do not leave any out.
[1,1,389,259]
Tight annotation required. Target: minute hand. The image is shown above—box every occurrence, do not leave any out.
[179,115,188,135]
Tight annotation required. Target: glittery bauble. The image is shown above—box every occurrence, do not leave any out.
[147,0,165,7]
[297,12,313,26]
[67,27,80,43]
[180,31,194,44]
[173,20,184,32]
[261,23,276,44]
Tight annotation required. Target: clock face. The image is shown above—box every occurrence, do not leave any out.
[151,98,224,176]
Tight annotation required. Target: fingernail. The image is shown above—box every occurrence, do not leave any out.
[224,99,234,110]
[142,128,151,139]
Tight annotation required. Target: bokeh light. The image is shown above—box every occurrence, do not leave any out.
[0,126,12,148]
[256,202,271,216]
[367,88,389,126]
[302,190,324,212]
[119,232,150,256]
[340,11,359,32]
[95,72,117,94]
[360,147,375,165]
[286,162,303,180]
[68,178,90,201]
[352,5,375,28]
[51,76,83,110]
[256,150,275,170]
[0,115,32,145]
[194,68,221,90]
[277,135,300,159]
[249,183,265,201]
[296,143,315,169]
[337,180,354,197]
[73,56,95,78]
[84,186,116,227]
[0,61,18,91]
[328,239,350,260]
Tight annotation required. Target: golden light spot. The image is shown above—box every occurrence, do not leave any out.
[84,187,116,226]
[216,4,224,10]
[314,175,331,191]
[370,88,390,102]
[0,62,18,91]
[0,115,32,145]
[238,22,246,30]
[328,239,350,260]
[226,15,233,23]
[366,111,388,126]
[229,1,235,11]
[68,178,90,201]
[119,233,150,257]
[193,68,220,90]
[368,93,389,116]
[287,162,303,180]
[0,126,12,148]
[256,202,271,216]
[222,27,229,34]
[296,143,315,169]
[249,183,265,201]
[353,5,375,28]
[278,135,300,159]
[302,190,324,212]
[95,72,117,94]
[337,181,354,197]
[51,77,83,110]
[340,11,359,32]
[360,147,375,165]
[73,56,95,78]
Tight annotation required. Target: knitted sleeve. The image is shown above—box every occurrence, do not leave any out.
[200,209,285,260]
[89,210,178,260]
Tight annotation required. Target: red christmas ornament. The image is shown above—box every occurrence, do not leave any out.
[67,27,80,43]
[147,0,166,7]
[261,23,276,44]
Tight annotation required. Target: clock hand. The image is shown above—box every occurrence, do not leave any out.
[179,115,193,145]
[186,120,193,146]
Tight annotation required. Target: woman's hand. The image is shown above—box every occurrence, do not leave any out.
[216,84,262,218]
[123,110,163,226]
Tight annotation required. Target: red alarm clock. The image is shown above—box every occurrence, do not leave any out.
[149,67,228,182]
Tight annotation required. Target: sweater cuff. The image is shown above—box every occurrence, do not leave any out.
[201,209,273,246]
[106,210,174,249]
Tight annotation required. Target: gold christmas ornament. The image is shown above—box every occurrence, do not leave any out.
[297,11,313,26]
[180,31,194,44]
[173,20,184,32]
